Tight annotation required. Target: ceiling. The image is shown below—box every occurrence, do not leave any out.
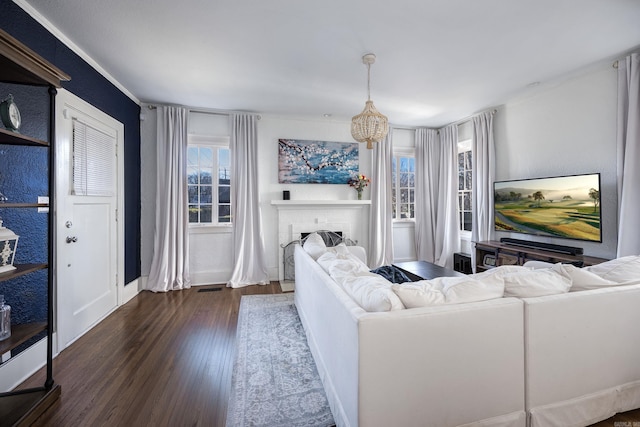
[20,0,640,127]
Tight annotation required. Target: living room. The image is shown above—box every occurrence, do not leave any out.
[1,0,640,426]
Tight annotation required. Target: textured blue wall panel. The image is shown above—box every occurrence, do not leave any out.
[0,0,141,283]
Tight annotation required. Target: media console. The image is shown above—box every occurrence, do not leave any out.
[474,240,608,272]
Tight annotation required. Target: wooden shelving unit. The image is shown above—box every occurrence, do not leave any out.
[0,264,48,282]
[0,27,70,426]
[0,129,48,147]
[474,240,608,272]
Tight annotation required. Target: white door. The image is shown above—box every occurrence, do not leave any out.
[55,89,124,350]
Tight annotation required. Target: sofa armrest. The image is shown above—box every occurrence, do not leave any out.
[524,284,640,425]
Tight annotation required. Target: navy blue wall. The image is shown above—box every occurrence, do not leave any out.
[0,82,49,335]
[0,0,141,283]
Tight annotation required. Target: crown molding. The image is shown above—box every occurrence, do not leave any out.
[13,0,140,105]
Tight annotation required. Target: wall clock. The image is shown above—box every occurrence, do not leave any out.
[0,94,21,132]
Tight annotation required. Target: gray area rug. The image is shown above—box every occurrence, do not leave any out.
[226,294,335,427]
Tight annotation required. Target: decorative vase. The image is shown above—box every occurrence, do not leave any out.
[357,189,362,200]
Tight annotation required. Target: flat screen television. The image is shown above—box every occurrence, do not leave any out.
[494,173,601,243]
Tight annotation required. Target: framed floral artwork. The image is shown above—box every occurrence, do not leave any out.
[278,139,359,184]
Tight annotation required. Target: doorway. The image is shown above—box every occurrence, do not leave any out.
[55,89,124,351]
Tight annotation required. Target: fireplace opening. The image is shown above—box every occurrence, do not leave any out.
[281,230,356,282]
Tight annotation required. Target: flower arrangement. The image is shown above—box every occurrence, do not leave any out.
[348,174,371,200]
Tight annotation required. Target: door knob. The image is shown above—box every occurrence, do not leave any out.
[66,236,78,243]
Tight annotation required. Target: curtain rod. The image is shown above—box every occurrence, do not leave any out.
[146,104,261,119]
[392,109,497,132]
[449,109,497,127]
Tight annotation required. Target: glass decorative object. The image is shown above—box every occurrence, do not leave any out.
[0,295,10,341]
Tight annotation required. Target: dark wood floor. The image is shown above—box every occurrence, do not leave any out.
[16,282,640,426]
[18,283,282,426]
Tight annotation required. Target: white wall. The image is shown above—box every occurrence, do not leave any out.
[141,111,374,284]
[140,61,620,282]
[259,115,372,279]
[493,63,618,259]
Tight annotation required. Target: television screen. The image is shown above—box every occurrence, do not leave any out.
[494,173,601,242]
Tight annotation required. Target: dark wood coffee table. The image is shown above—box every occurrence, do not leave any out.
[392,260,465,281]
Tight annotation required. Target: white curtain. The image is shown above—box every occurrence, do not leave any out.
[147,106,190,292]
[616,53,640,257]
[368,128,394,268]
[414,126,460,268]
[227,114,270,288]
[471,111,496,270]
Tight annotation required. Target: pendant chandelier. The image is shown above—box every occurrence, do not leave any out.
[351,53,388,149]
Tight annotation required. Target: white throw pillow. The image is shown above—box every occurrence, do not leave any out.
[523,260,555,269]
[341,275,404,312]
[327,243,351,257]
[303,232,327,260]
[551,263,618,291]
[326,256,371,281]
[444,275,505,304]
[502,269,571,298]
[391,274,504,308]
[391,282,446,308]
[470,265,531,280]
[583,255,640,283]
[316,251,338,274]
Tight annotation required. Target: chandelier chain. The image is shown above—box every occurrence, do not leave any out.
[367,62,371,101]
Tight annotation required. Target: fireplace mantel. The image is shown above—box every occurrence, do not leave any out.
[271,199,371,280]
[271,200,371,208]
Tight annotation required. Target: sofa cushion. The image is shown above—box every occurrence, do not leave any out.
[391,274,505,308]
[551,263,618,291]
[317,250,369,278]
[583,255,640,283]
[522,260,555,269]
[340,274,405,312]
[391,281,446,307]
[303,232,327,260]
[502,268,571,298]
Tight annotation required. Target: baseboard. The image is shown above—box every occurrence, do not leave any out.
[189,271,230,286]
[0,337,47,392]
[121,277,141,304]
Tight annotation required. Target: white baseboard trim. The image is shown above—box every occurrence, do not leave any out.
[0,337,47,392]
[142,268,279,288]
[187,271,229,286]
[122,277,142,304]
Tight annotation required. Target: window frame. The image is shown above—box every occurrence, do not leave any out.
[187,134,232,229]
[457,138,473,236]
[392,147,416,222]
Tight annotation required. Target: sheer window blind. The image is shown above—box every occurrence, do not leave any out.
[72,119,116,196]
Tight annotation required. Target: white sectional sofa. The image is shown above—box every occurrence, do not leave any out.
[524,281,640,426]
[294,244,527,427]
[293,236,640,427]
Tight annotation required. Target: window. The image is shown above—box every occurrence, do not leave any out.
[392,154,415,220]
[458,139,472,232]
[187,136,231,225]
